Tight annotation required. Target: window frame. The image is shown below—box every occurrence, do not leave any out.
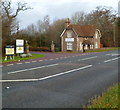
[67,42,73,50]
[67,31,72,38]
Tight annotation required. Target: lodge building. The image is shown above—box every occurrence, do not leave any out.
[60,18,101,52]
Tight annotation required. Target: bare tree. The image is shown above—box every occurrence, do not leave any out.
[2,0,32,48]
[46,19,65,49]
[85,6,117,47]
[71,11,86,25]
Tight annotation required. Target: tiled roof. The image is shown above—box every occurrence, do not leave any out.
[82,40,93,45]
[66,24,96,37]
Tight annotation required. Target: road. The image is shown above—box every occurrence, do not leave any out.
[1,50,119,108]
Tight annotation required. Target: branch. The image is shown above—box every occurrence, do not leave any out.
[12,1,32,18]
[2,0,32,19]
[2,0,11,18]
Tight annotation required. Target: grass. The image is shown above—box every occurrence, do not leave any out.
[87,83,119,108]
[86,47,119,53]
[2,53,45,63]
[57,47,120,53]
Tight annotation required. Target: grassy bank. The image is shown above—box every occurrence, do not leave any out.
[87,83,119,108]
[2,53,45,63]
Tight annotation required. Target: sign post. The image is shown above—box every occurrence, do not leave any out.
[16,39,24,56]
[5,45,15,60]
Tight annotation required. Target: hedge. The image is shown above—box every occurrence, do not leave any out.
[30,46,51,52]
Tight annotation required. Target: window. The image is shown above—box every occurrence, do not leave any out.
[67,42,73,50]
[67,31,72,38]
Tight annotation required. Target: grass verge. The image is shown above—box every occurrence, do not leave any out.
[57,47,120,53]
[86,47,119,53]
[87,83,119,108]
[2,53,45,63]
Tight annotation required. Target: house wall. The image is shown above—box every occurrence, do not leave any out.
[61,29,101,52]
[78,37,94,51]
[78,37,84,51]
[62,29,78,52]
[93,30,101,49]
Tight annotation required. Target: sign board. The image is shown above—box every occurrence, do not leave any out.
[16,47,24,53]
[16,39,24,46]
[65,38,74,42]
[5,45,14,55]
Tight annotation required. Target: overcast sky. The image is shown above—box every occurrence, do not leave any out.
[11,0,119,29]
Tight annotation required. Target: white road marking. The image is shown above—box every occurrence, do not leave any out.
[1,65,92,83]
[32,61,37,63]
[39,60,43,62]
[111,54,120,56]
[106,53,120,56]
[104,57,120,63]
[17,63,22,65]
[25,62,30,64]
[0,65,3,68]
[7,64,14,66]
[106,54,111,56]
[78,56,98,61]
[50,59,53,60]
[6,87,10,89]
[8,63,59,74]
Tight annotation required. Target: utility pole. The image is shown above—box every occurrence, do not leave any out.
[113,22,116,47]
[113,18,117,47]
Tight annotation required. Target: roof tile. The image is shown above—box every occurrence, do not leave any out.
[67,24,96,37]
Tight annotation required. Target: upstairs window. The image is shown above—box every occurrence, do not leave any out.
[85,37,88,40]
[67,31,72,38]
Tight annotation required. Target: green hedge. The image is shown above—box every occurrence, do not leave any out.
[30,47,51,52]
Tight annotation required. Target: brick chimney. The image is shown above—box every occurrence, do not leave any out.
[65,18,70,28]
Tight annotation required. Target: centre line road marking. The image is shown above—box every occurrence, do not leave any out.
[8,63,59,74]
[1,65,92,83]
[25,62,30,64]
[32,61,37,63]
[39,60,43,62]
[17,63,22,65]
[78,56,98,61]
[7,64,14,66]
[104,57,120,63]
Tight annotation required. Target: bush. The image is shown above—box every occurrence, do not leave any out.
[30,46,51,52]
[55,47,61,52]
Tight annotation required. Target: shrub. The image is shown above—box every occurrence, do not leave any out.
[55,47,61,52]
[30,46,51,52]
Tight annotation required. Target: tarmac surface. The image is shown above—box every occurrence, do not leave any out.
[1,50,119,108]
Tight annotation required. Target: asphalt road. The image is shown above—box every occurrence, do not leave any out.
[1,50,119,108]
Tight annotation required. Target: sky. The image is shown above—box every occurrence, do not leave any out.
[11,0,120,29]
